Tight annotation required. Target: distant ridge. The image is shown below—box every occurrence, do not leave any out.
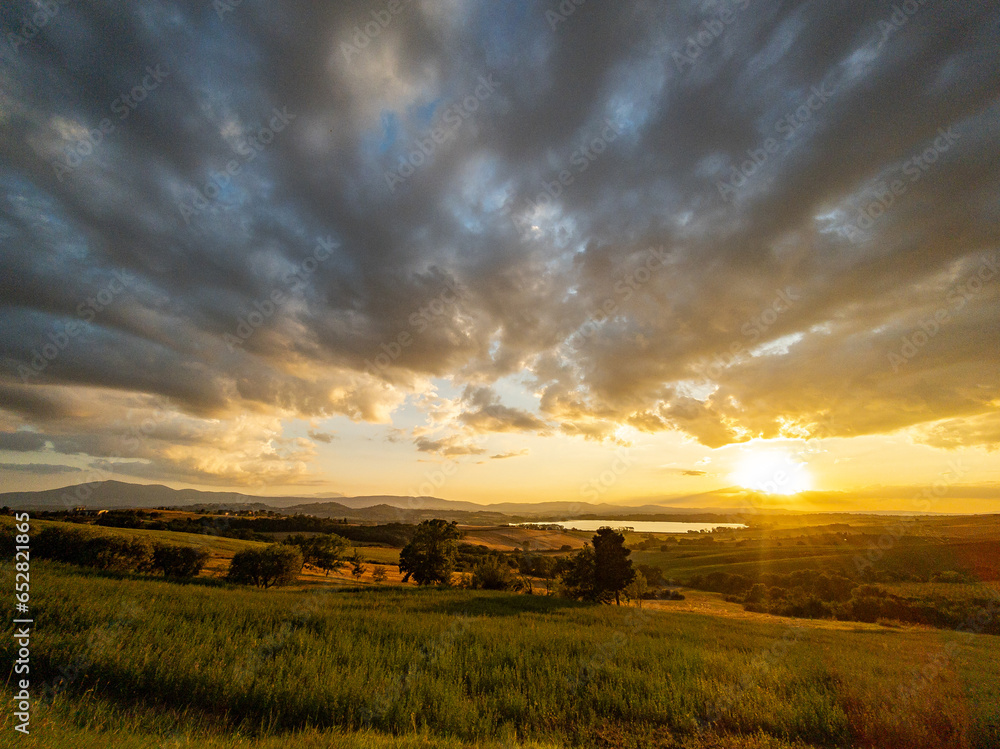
[0,480,756,520]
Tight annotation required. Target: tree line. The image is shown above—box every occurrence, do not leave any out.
[13,519,649,606]
[396,520,642,604]
[14,525,209,578]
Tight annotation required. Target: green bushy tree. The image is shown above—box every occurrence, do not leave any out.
[398,519,460,585]
[153,544,209,578]
[227,544,302,588]
[471,554,519,590]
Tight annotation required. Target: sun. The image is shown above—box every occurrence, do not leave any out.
[730,447,812,495]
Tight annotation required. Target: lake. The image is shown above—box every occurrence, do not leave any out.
[519,520,747,534]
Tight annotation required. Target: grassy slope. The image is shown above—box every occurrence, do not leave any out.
[3,561,998,748]
[632,537,1000,582]
[0,691,824,749]
[7,516,401,577]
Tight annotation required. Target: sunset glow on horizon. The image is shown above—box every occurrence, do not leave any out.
[0,1,998,515]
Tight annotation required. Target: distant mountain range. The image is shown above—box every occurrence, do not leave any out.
[0,480,753,522]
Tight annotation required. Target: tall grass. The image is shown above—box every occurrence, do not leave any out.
[3,560,998,747]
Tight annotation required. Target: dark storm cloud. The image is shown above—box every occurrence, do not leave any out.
[0,462,80,475]
[1,0,998,484]
[0,430,47,451]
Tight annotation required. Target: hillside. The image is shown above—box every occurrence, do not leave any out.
[3,559,998,748]
[0,480,761,520]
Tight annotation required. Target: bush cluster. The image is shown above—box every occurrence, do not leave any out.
[469,554,522,591]
[23,525,207,578]
[226,544,302,588]
[686,569,1000,634]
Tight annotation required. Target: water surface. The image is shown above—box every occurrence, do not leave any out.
[520,519,747,534]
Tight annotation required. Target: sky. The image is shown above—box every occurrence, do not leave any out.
[0,0,998,512]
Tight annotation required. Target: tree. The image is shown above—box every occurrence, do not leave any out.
[470,554,518,590]
[153,544,209,578]
[592,527,635,605]
[285,533,348,575]
[636,563,664,588]
[226,544,302,588]
[624,570,648,607]
[559,544,597,600]
[349,550,367,581]
[311,534,349,575]
[398,519,460,585]
[372,566,388,584]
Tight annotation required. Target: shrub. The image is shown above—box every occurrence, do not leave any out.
[226,544,302,588]
[30,526,155,573]
[349,550,367,581]
[152,544,209,578]
[470,554,519,591]
[624,571,648,606]
[745,583,767,604]
[83,535,154,572]
[636,564,665,587]
[931,570,970,584]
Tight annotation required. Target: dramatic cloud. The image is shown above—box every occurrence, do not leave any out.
[1,0,998,492]
[0,431,48,451]
[0,462,79,475]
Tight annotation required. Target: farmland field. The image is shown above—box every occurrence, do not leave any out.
[3,553,1000,748]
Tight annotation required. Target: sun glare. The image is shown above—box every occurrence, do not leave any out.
[730,447,812,495]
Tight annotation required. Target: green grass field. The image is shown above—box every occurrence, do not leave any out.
[3,559,999,748]
[629,518,1000,584]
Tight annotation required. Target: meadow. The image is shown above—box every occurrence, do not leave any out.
[3,556,999,748]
